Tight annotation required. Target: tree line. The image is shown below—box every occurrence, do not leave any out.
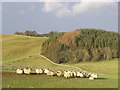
[14,30,55,37]
[41,28,120,63]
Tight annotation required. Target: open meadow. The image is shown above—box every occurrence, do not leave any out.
[1,35,118,88]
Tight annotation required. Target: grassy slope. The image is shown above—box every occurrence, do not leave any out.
[2,71,117,88]
[2,60,118,88]
[2,34,85,71]
[2,34,48,66]
[2,35,118,88]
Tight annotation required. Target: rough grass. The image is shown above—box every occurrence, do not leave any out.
[2,62,118,88]
[2,34,84,71]
[2,34,48,66]
[1,34,118,88]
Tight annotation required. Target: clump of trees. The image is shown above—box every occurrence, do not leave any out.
[14,30,50,37]
[15,31,38,36]
[41,28,120,63]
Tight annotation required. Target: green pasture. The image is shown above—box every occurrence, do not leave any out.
[1,35,118,88]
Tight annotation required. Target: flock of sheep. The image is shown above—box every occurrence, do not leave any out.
[16,67,98,80]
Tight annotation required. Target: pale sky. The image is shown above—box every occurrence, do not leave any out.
[2,1,119,34]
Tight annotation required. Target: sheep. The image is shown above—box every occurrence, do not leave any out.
[24,67,31,74]
[52,70,57,76]
[94,74,98,79]
[36,69,39,74]
[64,71,71,79]
[89,73,98,80]
[79,72,84,78]
[86,73,92,78]
[57,69,63,77]
[16,69,23,74]
[89,76,94,80]
[91,73,98,79]
[70,72,74,78]
[82,72,88,78]
[39,69,44,74]
[44,69,50,74]
[36,69,44,74]
[71,71,76,77]
[67,71,73,78]
[46,70,56,76]
[46,70,51,76]
[76,72,81,77]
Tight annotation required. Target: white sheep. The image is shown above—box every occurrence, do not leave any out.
[39,69,44,74]
[64,71,71,78]
[70,72,74,78]
[72,71,77,77]
[46,70,55,76]
[79,72,84,78]
[82,72,87,78]
[36,69,44,74]
[76,72,81,77]
[91,73,98,79]
[86,73,92,78]
[36,69,40,74]
[89,73,98,80]
[68,71,73,78]
[57,69,63,77]
[44,69,50,74]
[16,69,23,74]
[89,76,94,80]
[24,67,31,74]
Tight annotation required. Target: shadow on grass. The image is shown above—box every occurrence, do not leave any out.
[30,72,55,75]
[30,73,38,75]
[96,77,107,80]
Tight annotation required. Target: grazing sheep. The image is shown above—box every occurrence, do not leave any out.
[70,72,74,78]
[76,72,81,77]
[91,73,98,79]
[79,72,84,78]
[89,73,98,80]
[44,69,50,74]
[16,67,98,80]
[36,69,44,74]
[57,69,63,77]
[67,71,73,78]
[24,67,31,74]
[36,69,40,74]
[64,71,71,78]
[72,71,77,77]
[83,72,88,78]
[39,69,44,74]
[83,72,90,78]
[46,70,55,76]
[89,76,94,80]
[46,70,51,76]
[16,69,23,74]
[86,73,91,78]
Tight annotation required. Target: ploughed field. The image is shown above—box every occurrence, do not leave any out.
[1,35,118,88]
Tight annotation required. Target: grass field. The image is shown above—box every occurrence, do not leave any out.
[1,34,118,88]
[2,34,48,66]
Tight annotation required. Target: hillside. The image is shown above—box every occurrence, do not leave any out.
[41,28,120,63]
[2,34,118,88]
[2,59,118,88]
[2,34,85,71]
[2,35,47,68]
